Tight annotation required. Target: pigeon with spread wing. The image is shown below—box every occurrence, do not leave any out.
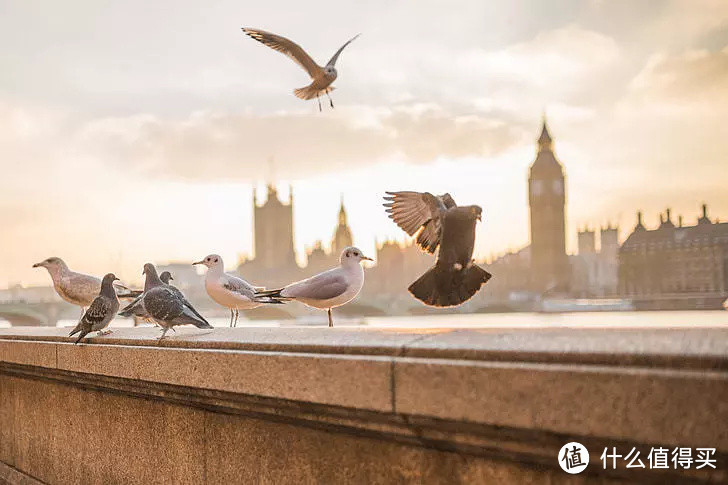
[383,191,492,307]
[242,27,359,111]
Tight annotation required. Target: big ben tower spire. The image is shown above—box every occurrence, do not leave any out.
[528,116,570,293]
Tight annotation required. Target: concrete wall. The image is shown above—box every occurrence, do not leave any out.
[1,326,727,484]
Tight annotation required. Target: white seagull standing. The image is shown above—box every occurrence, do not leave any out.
[193,254,276,327]
[242,27,360,111]
[257,247,372,327]
[33,257,140,317]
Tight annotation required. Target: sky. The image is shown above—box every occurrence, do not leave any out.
[1,0,727,288]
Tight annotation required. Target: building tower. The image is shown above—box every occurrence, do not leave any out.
[331,196,353,254]
[577,227,596,255]
[253,184,297,269]
[528,117,570,293]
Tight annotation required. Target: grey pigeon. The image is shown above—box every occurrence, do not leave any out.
[242,28,359,111]
[33,257,141,317]
[257,247,372,327]
[140,263,212,339]
[118,270,175,323]
[69,273,120,344]
[383,191,492,307]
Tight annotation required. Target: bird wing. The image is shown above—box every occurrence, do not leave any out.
[222,275,256,299]
[284,271,348,300]
[83,296,112,331]
[143,287,184,321]
[243,28,322,79]
[60,272,100,305]
[325,33,360,67]
[118,294,145,317]
[383,191,454,254]
[166,285,209,325]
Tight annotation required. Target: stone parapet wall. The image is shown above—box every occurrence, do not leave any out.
[1,326,726,484]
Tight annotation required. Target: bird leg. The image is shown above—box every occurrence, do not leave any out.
[158,328,169,340]
[326,90,334,108]
[79,307,85,319]
[229,309,234,327]
[327,309,333,327]
[317,94,322,112]
[234,309,239,327]
[97,329,113,336]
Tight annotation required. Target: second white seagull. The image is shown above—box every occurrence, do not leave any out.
[193,254,275,327]
[256,247,372,327]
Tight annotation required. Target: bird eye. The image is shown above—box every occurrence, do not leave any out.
[214,258,218,263]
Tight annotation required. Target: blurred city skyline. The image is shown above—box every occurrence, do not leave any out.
[1,0,727,287]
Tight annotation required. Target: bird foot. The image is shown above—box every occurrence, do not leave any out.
[97,329,113,336]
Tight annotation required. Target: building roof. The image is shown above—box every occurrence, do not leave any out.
[530,117,563,179]
[621,216,728,250]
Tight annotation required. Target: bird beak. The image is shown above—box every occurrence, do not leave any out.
[114,277,120,282]
[192,260,204,266]
[32,262,41,268]
[362,256,373,261]
[477,214,482,221]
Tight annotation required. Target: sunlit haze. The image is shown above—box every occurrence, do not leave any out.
[1,0,727,287]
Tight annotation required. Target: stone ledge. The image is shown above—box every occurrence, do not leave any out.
[1,326,727,483]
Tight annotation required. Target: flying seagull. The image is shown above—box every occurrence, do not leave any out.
[33,257,140,317]
[257,247,372,327]
[383,191,492,307]
[194,254,280,327]
[242,27,360,111]
[69,273,120,344]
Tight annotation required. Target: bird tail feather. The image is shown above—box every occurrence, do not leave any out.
[408,263,492,307]
[68,321,83,337]
[118,297,142,317]
[254,288,289,304]
[176,307,213,329]
[74,330,89,344]
[293,85,333,100]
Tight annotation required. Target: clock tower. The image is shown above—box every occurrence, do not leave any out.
[528,117,569,293]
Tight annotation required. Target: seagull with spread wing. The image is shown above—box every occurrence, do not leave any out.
[242,27,359,111]
[383,191,492,307]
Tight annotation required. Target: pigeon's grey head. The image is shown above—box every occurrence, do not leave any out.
[467,205,483,222]
[142,263,157,276]
[324,65,337,78]
[101,273,120,286]
[32,256,65,269]
[193,254,223,269]
[159,271,173,284]
[340,247,373,266]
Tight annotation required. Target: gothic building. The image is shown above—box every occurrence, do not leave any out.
[252,184,297,271]
[528,118,570,293]
[618,205,728,298]
[331,197,353,254]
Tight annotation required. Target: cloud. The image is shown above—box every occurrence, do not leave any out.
[72,105,522,181]
[629,45,728,108]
